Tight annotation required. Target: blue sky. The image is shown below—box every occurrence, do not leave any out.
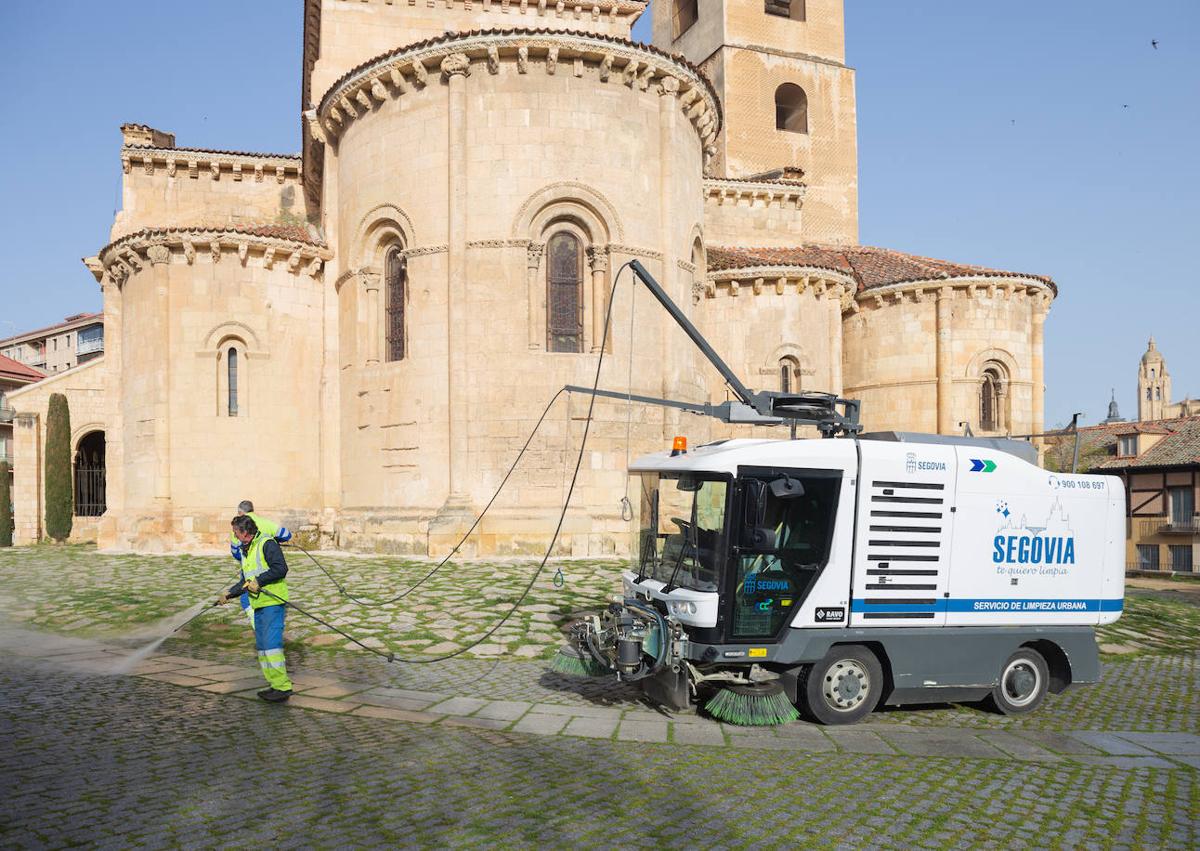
[1,1,1196,427]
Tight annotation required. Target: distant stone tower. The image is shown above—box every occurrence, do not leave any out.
[1103,389,1123,424]
[1138,337,1171,420]
[652,0,859,244]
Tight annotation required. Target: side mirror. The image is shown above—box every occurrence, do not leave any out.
[745,526,778,549]
[769,476,805,498]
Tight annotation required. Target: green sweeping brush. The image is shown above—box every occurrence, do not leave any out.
[705,682,800,726]
[549,643,609,677]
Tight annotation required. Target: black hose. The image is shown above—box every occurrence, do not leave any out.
[262,262,634,665]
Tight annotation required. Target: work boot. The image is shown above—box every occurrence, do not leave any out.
[257,688,274,700]
[261,688,292,703]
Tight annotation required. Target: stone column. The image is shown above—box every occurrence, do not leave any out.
[936,286,954,435]
[526,242,544,351]
[12,412,41,545]
[361,269,381,365]
[1031,294,1047,440]
[588,246,609,353]
[443,53,471,509]
[827,283,844,397]
[147,244,172,504]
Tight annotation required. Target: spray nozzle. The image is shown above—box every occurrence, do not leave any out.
[386,652,395,663]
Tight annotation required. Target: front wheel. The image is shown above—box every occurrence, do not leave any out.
[988,648,1049,715]
[798,645,883,725]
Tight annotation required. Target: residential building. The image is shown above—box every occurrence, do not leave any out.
[0,354,44,486]
[0,313,104,375]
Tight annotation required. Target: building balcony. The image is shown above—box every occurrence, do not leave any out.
[75,338,104,356]
[1136,516,1200,539]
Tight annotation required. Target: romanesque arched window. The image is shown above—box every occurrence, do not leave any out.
[547,232,583,353]
[980,365,1003,432]
[775,84,808,134]
[673,0,699,38]
[780,356,799,394]
[385,246,407,362]
[227,348,240,417]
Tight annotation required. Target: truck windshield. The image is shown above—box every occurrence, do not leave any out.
[634,472,728,593]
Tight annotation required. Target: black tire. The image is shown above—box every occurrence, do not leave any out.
[987,648,1050,715]
[798,645,883,725]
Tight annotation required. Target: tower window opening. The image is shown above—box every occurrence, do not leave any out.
[779,356,799,394]
[672,0,699,39]
[765,0,806,20]
[775,84,809,134]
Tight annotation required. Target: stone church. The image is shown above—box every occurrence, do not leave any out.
[10,0,1056,553]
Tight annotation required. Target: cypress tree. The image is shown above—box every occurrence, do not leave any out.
[44,393,73,542]
[0,461,12,547]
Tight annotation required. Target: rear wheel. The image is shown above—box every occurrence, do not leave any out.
[798,645,883,725]
[988,648,1049,715]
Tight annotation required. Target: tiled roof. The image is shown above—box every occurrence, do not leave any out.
[1057,416,1200,471]
[100,224,326,257]
[707,245,1056,294]
[0,313,103,347]
[124,143,301,161]
[320,27,721,128]
[0,353,45,383]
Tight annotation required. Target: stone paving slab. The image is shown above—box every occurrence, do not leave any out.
[563,716,619,739]
[824,729,897,755]
[351,705,443,725]
[975,731,1063,762]
[197,678,269,695]
[512,713,571,736]
[1070,731,1160,756]
[473,700,532,722]
[876,730,1008,759]
[1114,733,1200,755]
[300,682,378,699]
[1018,730,1106,756]
[427,696,490,716]
[286,695,362,714]
[354,692,439,712]
[671,722,727,746]
[443,716,513,731]
[140,671,217,688]
[1074,756,1179,770]
[617,719,669,743]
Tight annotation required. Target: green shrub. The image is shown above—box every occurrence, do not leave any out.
[0,461,12,547]
[44,393,72,542]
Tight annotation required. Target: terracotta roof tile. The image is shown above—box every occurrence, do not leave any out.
[1092,416,1200,470]
[0,353,46,383]
[123,143,301,161]
[100,224,326,258]
[707,245,1056,294]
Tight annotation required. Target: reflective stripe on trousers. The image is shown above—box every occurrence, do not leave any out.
[252,604,292,692]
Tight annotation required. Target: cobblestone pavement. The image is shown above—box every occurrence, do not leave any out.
[2,549,1200,846]
[2,646,1197,849]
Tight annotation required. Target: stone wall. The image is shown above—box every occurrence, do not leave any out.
[7,358,110,545]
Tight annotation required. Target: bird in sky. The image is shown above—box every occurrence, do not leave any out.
[1152,39,1159,49]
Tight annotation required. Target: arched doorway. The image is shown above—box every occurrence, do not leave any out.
[74,431,106,517]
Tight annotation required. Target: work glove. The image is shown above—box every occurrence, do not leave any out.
[245,579,260,595]
[216,592,230,606]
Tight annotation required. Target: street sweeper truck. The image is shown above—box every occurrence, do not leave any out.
[553,261,1125,725]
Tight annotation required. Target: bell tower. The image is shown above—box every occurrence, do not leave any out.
[1138,337,1172,421]
[652,0,859,244]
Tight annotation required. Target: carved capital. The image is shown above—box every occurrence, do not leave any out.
[526,241,545,269]
[360,269,382,292]
[658,75,680,97]
[441,53,471,78]
[146,244,171,266]
[586,245,609,273]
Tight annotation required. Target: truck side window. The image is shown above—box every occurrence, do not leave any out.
[732,472,840,638]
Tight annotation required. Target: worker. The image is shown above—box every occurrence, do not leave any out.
[229,500,292,629]
[218,514,294,702]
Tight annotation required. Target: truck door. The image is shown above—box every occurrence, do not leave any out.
[849,442,958,627]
